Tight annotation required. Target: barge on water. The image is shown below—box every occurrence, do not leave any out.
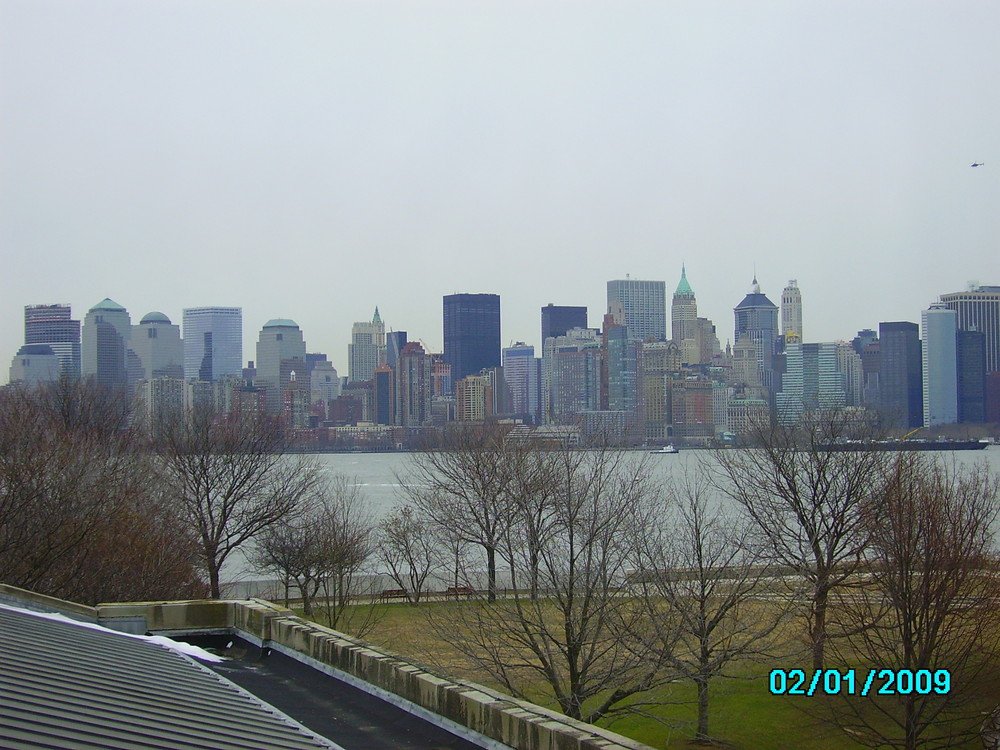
[817,440,989,452]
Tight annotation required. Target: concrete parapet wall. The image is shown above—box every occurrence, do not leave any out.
[0,583,98,621]
[91,596,654,750]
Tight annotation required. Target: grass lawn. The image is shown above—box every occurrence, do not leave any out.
[298,600,990,749]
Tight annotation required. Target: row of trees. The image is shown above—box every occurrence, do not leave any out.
[364,420,1000,748]
[3,381,998,747]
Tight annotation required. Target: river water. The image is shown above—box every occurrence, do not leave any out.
[222,447,1000,594]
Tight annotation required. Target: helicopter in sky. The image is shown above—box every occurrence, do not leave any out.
[971,162,985,167]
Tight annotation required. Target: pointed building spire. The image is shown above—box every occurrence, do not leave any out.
[372,306,382,325]
[675,264,695,296]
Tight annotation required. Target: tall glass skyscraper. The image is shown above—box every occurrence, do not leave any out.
[24,304,80,377]
[443,293,500,382]
[922,304,958,427]
[879,321,923,430]
[541,304,587,345]
[82,298,131,388]
[182,307,242,381]
[606,278,666,342]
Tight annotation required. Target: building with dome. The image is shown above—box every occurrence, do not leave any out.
[131,312,183,380]
[255,318,307,415]
[81,298,131,388]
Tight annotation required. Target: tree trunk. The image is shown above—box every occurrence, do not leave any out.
[811,587,828,670]
[695,676,710,743]
[208,559,222,599]
[487,544,497,602]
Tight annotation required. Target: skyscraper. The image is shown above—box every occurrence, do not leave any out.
[606,278,666,342]
[131,312,184,380]
[24,304,81,377]
[182,307,242,382]
[386,331,408,370]
[940,285,1000,373]
[957,329,986,423]
[781,280,803,341]
[349,308,385,383]
[879,321,923,430]
[733,278,779,390]
[502,343,541,422]
[671,266,697,343]
[255,319,307,415]
[541,304,588,345]
[922,304,958,427]
[775,342,846,425]
[82,298,131,388]
[443,293,501,382]
[396,342,432,427]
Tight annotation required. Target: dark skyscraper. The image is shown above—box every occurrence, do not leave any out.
[386,331,408,370]
[733,277,779,390]
[878,321,923,430]
[957,329,986,423]
[541,304,587,344]
[443,293,500,382]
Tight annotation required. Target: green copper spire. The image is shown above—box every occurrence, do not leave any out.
[372,306,382,325]
[675,264,694,296]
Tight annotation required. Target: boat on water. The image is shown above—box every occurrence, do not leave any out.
[651,444,679,454]
[817,440,988,452]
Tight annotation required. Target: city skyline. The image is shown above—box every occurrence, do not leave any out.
[3,1,999,379]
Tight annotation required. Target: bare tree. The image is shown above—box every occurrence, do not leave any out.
[400,425,518,601]
[431,447,670,723]
[825,455,1000,750]
[712,412,893,670]
[632,470,789,744]
[0,381,204,604]
[252,475,376,627]
[159,407,320,598]
[375,504,441,603]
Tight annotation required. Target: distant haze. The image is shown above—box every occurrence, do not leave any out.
[2,0,998,380]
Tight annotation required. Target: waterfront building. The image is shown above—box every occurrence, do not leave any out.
[502,343,540,422]
[922,304,958,427]
[670,379,714,441]
[956,329,986,423]
[781,280,803,341]
[349,309,385,383]
[545,330,603,424]
[82,298,132,389]
[24,304,80,377]
[604,319,638,416]
[639,340,681,440]
[940,285,1000,373]
[443,293,501,382]
[607,278,666,342]
[134,377,186,439]
[775,342,847,425]
[9,344,60,384]
[182,307,242,382]
[131,312,183,380]
[879,321,923,430]
[733,278,779,391]
[255,319,307,415]
[541,304,587,344]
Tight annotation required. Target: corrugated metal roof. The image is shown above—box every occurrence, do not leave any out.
[0,605,338,750]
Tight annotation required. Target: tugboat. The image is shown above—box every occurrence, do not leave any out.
[651,444,679,454]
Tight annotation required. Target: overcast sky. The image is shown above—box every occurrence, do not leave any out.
[2,0,998,380]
